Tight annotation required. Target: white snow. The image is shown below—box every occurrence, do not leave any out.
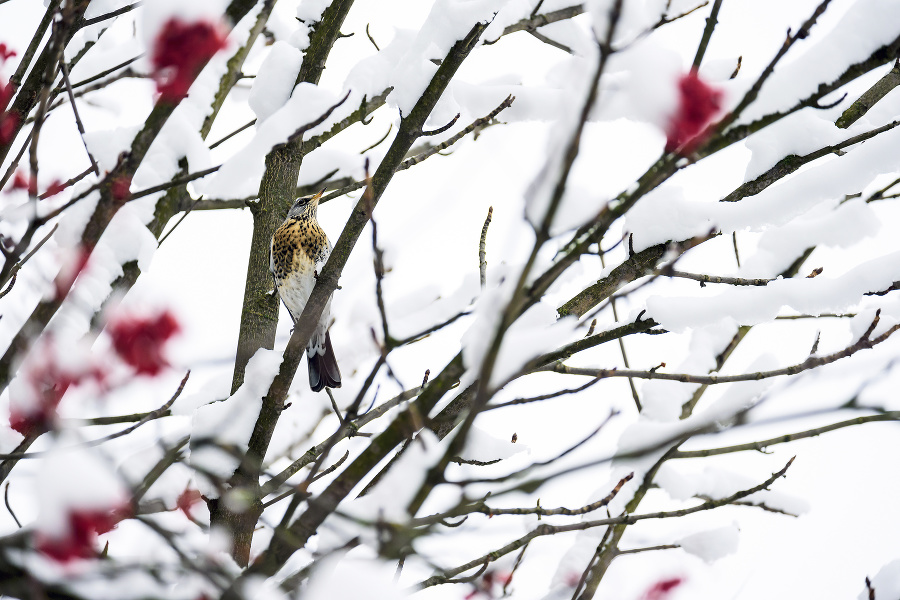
[344,29,415,105]
[597,39,683,130]
[249,42,304,123]
[119,441,196,508]
[83,127,141,173]
[8,336,87,421]
[646,250,900,332]
[736,0,900,124]
[859,559,900,600]
[304,554,407,600]
[343,429,445,523]
[385,0,509,115]
[461,286,578,388]
[66,569,212,600]
[656,462,810,517]
[36,440,130,535]
[677,523,740,563]
[739,197,880,278]
[523,51,599,230]
[199,83,343,199]
[296,0,332,24]
[237,576,290,600]
[625,109,900,258]
[83,0,133,20]
[3,2,900,599]
[587,0,668,44]
[640,322,738,421]
[457,425,527,462]
[141,0,228,48]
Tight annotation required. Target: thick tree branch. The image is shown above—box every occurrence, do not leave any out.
[836,59,900,128]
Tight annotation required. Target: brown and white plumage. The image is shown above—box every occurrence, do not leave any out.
[270,190,341,392]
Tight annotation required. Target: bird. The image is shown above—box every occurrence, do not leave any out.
[270,189,341,392]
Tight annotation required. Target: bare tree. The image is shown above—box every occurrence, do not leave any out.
[0,1,899,599]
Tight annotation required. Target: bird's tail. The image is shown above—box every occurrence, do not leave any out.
[308,331,342,392]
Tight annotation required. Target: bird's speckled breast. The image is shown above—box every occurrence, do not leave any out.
[270,216,329,282]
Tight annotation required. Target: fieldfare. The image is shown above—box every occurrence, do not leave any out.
[270,190,341,391]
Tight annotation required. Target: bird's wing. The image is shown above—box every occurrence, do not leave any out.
[314,238,332,276]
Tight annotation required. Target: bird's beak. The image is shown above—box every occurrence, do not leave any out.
[311,188,326,205]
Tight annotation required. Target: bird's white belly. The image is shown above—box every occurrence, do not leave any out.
[277,263,315,317]
[276,267,333,353]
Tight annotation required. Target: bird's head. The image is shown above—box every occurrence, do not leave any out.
[287,188,325,219]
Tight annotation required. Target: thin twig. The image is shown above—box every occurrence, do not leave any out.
[258,380,430,500]
[131,436,189,503]
[283,90,352,146]
[0,224,58,293]
[129,166,221,201]
[415,473,633,526]
[503,541,529,595]
[33,159,208,226]
[261,451,349,508]
[69,56,142,91]
[668,270,773,286]
[79,2,142,28]
[209,119,256,150]
[0,372,190,460]
[326,388,345,426]
[691,0,724,70]
[610,293,641,412]
[418,458,794,588]
[775,313,856,320]
[157,198,200,247]
[732,231,741,267]
[0,129,34,191]
[492,5,584,42]
[38,67,145,121]
[616,544,680,556]
[59,58,100,176]
[365,160,391,348]
[654,1,709,28]
[486,376,604,410]
[392,308,471,347]
[479,206,493,288]
[674,411,900,458]
[359,123,393,154]
[528,30,572,53]
[421,113,460,136]
[365,23,380,51]
[38,165,93,199]
[4,483,21,528]
[321,96,515,204]
[552,313,899,385]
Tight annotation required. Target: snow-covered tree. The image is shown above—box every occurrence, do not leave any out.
[1,0,899,598]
